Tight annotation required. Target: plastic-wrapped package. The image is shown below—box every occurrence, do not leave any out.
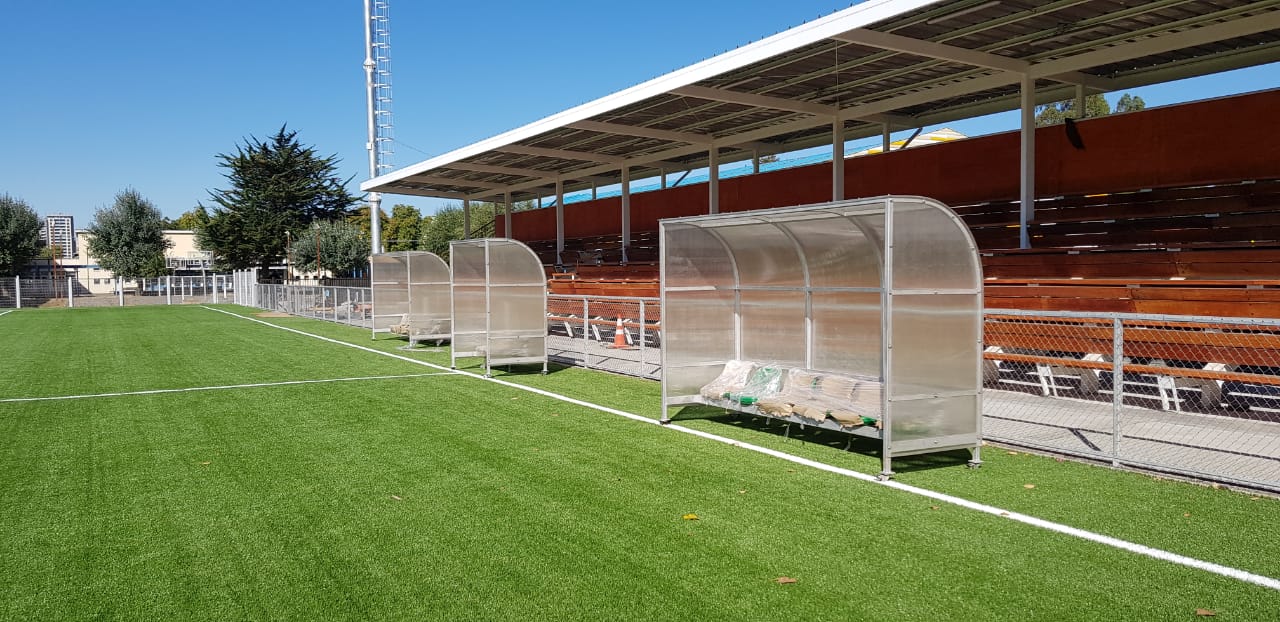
[756,368,823,417]
[699,360,757,401]
[733,364,783,405]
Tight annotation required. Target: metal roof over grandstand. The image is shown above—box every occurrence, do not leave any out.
[362,0,1280,203]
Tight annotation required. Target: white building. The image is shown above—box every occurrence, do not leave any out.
[69,229,212,294]
[42,214,76,259]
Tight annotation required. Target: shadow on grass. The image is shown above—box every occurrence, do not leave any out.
[668,405,975,475]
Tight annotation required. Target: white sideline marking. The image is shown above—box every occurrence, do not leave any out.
[0,373,450,403]
[203,305,1280,592]
[0,310,13,317]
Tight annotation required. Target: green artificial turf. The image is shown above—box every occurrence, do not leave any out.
[1,305,1279,620]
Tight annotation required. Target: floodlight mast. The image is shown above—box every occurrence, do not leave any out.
[363,0,394,255]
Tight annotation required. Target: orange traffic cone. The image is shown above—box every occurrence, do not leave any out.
[609,317,631,349]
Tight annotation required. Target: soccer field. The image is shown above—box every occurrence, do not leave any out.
[2,305,1278,620]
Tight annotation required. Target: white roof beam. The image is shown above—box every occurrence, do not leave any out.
[448,162,561,179]
[833,28,1116,91]
[567,120,715,145]
[1028,11,1280,82]
[408,175,510,191]
[494,145,625,164]
[669,85,837,117]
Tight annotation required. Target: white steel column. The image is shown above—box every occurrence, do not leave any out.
[708,147,720,214]
[832,120,845,201]
[463,199,471,240]
[503,191,512,238]
[15,276,20,308]
[1020,75,1036,249]
[555,179,565,265]
[67,276,73,308]
[621,166,631,263]
[117,277,123,307]
[166,275,172,305]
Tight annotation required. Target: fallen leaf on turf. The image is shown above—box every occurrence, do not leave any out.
[1251,496,1261,501]
[1006,451,1018,456]
[1023,484,1036,489]
[930,506,940,511]
[786,469,796,473]
[1195,609,1215,617]
[1184,512,1191,517]
[1000,512,1010,517]
[1211,483,1222,490]
[776,577,797,584]
[550,413,559,417]
[738,490,746,494]
[682,513,699,521]
[391,495,402,501]
[1055,457,1064,462]
[200,461,211,466]
[510,397,519,400]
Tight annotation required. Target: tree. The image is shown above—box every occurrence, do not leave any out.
[1035,93,1112,126]
[418,202,498,256]
[171,208,209,231]
[384,204,423,251]
[0,194,42,276]
[347,204,389,241]
[199,126,359,270]
[86,188,172,278]
[1115,94,1146,114]
[287,220,369,277]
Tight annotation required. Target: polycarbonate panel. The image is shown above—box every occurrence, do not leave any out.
[407,252,451,335]
[714,224,804,287]
[891,201,981,291]
[371,253,410,331]
[890,294,981,397]
[739,290,805,366]
[889,395,979,443]
[664,289,735,397]
[785,216,882,289]
[488,242,546,286]
[492,285,547,333]
[664,225,734,288]
[811,291,881,377]
[450,243,486,283]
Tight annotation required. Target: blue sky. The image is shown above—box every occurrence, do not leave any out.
[1,1,1276,227]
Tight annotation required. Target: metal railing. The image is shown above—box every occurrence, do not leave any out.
[0,275,233,308]
[229,275,1280,492]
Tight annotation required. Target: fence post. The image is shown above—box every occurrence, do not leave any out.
[582,298,590,369]
[639,299,646,367]
[67,276,74,308]
[213,276,219,304]
[1111,317,1124,468]
[166,276,173,305]
[15,276,20,309]
[117,278,124,306]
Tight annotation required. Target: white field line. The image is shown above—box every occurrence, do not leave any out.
[203,305,1280,592]
[0,373,451,403]
[0,310,13,317]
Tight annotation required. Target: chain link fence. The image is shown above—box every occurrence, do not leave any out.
[983,309,1280,491]
[0,275,233,308]
[229,274,1280,492]
[546,294,661,380]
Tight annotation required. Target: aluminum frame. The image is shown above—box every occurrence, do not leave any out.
[660,196,984,476]
[449,238,549,376]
